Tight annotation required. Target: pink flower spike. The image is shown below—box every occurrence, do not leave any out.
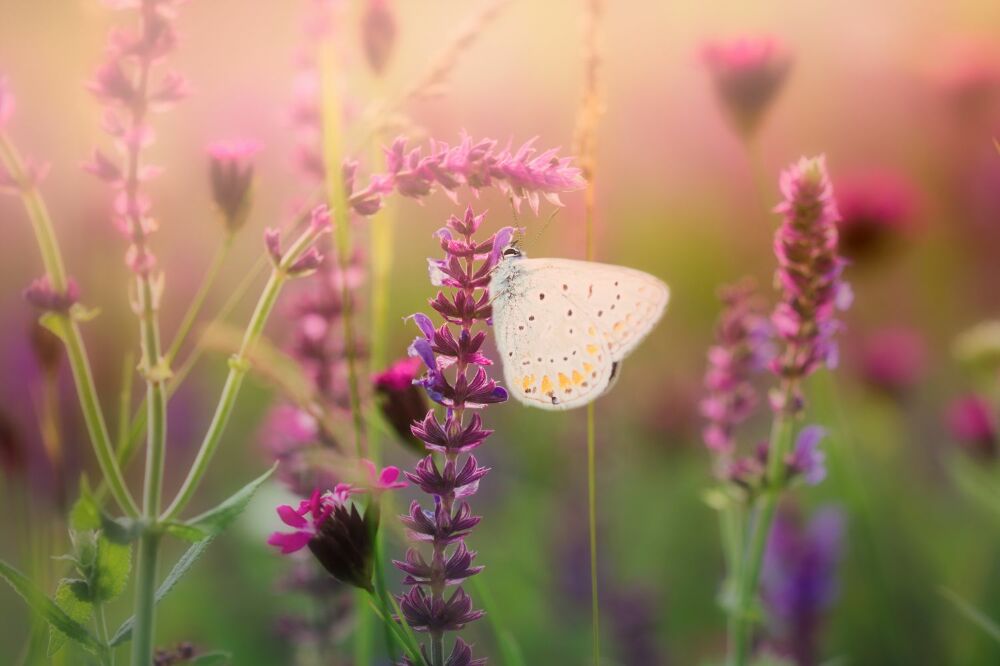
[361,459,408,491]
[309,204,332,234]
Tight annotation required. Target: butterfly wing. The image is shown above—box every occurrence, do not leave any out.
[492,258,669,411]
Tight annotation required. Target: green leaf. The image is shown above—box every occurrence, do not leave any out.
[183,463,278,537]
[48,579,94,656]
[38,312,69,342]
[191,651,232,664]
[109,537,213,646]
[163,521,211,543]
[948,456,1000,520]
[92,536,131,603]
[69,492,101,533]
[109,466,276,647]
[941,587,1000,644]
[0,560,101,654]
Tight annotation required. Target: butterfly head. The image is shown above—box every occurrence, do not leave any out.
[500,241,525,262]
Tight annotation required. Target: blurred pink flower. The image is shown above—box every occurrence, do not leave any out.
[835,170,920,261]
[23,276,80,312]
[361,0,397,75]
[946,394,997,459]
[701,36,792,138]
[207,139,261,231]
[361,459,407,491]
[856,327,926,397]
[935,44,1000,121]
[0,76,14,128]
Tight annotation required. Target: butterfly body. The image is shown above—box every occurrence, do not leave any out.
[489,251,669,411]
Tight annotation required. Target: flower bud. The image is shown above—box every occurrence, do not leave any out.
[207,139,260,233]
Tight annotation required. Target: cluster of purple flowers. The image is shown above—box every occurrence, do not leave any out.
[701,156,849,491]
[82,0,190,276]
[396,207,513,665]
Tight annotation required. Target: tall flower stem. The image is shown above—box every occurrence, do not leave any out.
[319,42,366,459]
[162,224,326,521]
[729,399,796,666]
[0,134,138,518]
[577,0,604,661]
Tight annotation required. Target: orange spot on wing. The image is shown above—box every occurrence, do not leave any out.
[558,373,571,390]
[572,370,583,385]
[541,375,553,394]
[586,344,599,356]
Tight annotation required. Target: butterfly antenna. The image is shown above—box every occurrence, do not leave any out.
[521,207,560,251]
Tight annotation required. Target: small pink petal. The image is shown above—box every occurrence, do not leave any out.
[267,530,312,554]
[276,504,308,529]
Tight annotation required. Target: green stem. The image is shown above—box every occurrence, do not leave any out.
[96,604,114,666]
[161,226,320,521]
[320,41,366,460]
[0,133,138,517]
[165,235,233,365]
[586,403,600,666]
[130,531,161,666]
[729,404,796,666]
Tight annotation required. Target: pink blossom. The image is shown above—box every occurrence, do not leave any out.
[835,169,920,260]
[856,327,926,397]
[361,0,397,75]
[207,139,260,231]
[267,485,356,554]
[361,459,408,491]
[0,76,14,128]
[701,36,792,137]
[23,276,80,312]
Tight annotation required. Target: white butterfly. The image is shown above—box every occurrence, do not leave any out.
[489,245,669,410]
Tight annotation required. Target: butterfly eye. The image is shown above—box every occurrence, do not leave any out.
[502,247,522,259]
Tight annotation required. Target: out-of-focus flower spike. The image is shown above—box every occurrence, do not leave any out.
[361,0,396,75]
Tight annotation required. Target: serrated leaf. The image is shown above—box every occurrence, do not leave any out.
[92,536,131,603]
[69,493,101,533]
[163,521,210,543]
[184,463,278,537]
[109,465,276,647]
[49,579,93,656]
[110,537,213,647]
[0,560,101,654]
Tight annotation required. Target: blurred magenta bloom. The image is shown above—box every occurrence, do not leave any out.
[946,394,997,459]
[0,75,14,128]
[701,36,792,137]
[268,486,356,555]
[935,44,1000,121]
[771,156,851,411]
[762,506,844,666]
[373,356,428,452]
[361,0,397,75]
[856,327,927,397]
[23,276,80,312]
[835,170,920,261]
[360,459,407,491]
[207,139,261,232]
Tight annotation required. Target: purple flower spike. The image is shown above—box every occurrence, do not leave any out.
[770,156,850,412]
[393,207,525,661]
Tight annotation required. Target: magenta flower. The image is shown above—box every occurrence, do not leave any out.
[835,169,919,261]
[207,139,261,232]
[856,327,926,397]
[701,36,792,137]
[268,487,352,554]
[373,356,429,452]
[946,394,997,459]
[770,156,851,412]
[361,459,407,491]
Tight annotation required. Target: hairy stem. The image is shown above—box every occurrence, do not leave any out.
[0,132,138,517]
[729,402,796,666]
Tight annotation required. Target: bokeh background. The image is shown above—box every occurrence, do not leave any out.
[2,0,1000,664]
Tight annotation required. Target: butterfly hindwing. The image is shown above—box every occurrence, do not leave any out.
[491,257,668,411]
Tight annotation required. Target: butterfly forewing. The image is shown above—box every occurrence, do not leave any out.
[491,257,668,411]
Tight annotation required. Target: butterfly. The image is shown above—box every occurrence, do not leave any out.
[489,245,669,410]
